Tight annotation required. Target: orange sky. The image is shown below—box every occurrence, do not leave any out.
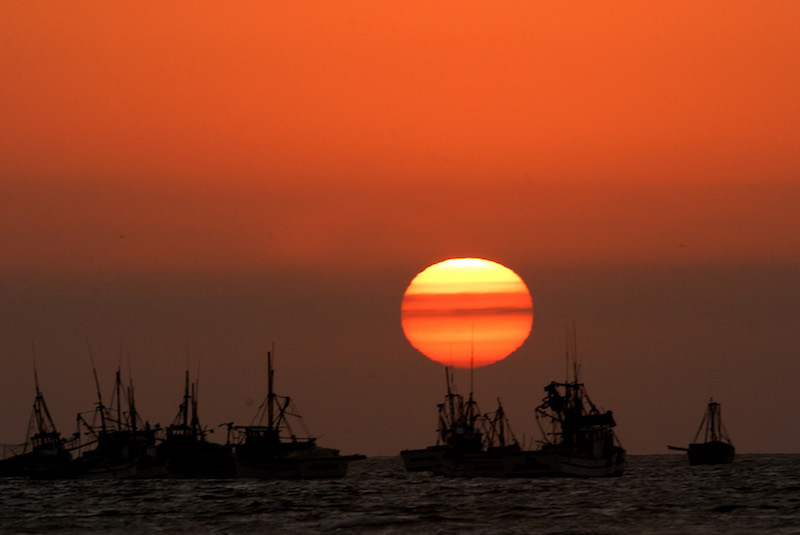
[1,3,799,456]
[2,2,799,275]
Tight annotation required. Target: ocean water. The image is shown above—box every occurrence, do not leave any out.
[1,454,798,534]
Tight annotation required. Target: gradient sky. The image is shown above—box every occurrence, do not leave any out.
[1,2,798,456]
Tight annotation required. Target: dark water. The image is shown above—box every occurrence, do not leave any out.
[1,455,798,534]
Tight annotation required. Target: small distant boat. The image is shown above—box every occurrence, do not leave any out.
[668,399,735,465]
[232,350,365,479]
[156,371,236,478]
[400,367,488,475]
[0,364,75,478]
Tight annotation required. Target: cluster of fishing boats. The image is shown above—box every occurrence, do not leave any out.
[1,343,734,480]
[0,351,364,480]
[401,361,627,478]
[400,368,735,479]
[401,331,733,476]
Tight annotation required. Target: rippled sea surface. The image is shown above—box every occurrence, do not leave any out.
[1,455,798,534]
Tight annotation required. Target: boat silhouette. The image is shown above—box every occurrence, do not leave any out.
[0,361,76,478]
[442,371,625,478]
[439,330,626,478]
[668,399,735,465]
[501,371,625,477]
[401,365,523,477]
[73,366,166,479]
[156,370,236,478]
[232,349,365,479]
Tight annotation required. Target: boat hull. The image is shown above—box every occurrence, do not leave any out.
[688,441,735,465]
[443,446,626,478]
[77,436,167,479]
[513,449,625,478]
[75,454,167,479]
[0,446,73,478]
[158,439,237,479]
[400,446,447,474]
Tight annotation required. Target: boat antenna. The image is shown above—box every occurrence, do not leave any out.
[267,343,275,429]
[565,327,569,384]
[572,321,579,383]
[182,369,190,429]
[32,340,41,396]
[470,322,474,396]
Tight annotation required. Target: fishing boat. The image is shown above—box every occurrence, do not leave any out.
[668,399,735,465]
[0,365,76,478]
[512,330,625,477]
[74,367,166,478]
[441,372,625,478]
[502,370,625,478]
[232,350,365,479]
[439,398,522,478]
[156,371,236,478]
[444,332,625,478]
[400,367,489,475]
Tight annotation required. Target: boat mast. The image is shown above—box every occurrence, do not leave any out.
[182,370,190,429]
[491,398,508,447]
[438,367,454,444]
[32,347,46,432]
[445,366,455,422]
[572,322,579,383]
[115,368,123,431]
[694,399,712,443]
[31,346,57,439]
[191,381,203,439]
[707,399,720,442]
[466,323,478,427]
[128,374,139,434]
[88,346,108,435]
[692,398,732,445]
[469,322,474,396]
[565,329,569,385]
[267,347,275,429]
[564,322,580,383]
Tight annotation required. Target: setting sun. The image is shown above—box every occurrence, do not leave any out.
[401,258,533,368]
